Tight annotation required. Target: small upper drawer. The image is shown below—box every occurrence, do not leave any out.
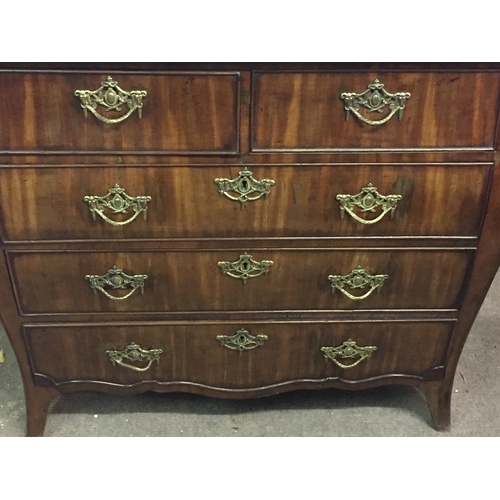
[252,72,500,150]
[0,72,239,154]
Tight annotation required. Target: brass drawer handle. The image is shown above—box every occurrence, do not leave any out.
[214,167,275,208]
[336,183,402,225]
[84,184,152,226]
[106,342,163,372]
[74,76,147,124]
[321,339,377,369]
[216,328,268,352]
[85,265,148,300]
[217,252,273,284]
[340,79,411,126]
[328,266,388,301]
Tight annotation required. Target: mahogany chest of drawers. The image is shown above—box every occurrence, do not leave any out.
[1,63,500,436]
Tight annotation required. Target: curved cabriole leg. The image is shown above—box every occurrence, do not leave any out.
[418,379,453,431]
[25,386,60,437]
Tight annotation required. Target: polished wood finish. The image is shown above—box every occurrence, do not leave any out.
[253,72,500,150]
[0,164,490,241]
[418,379,453,431]
[0,72,239,154]
[8,249,473,314]
[24,321,452,388]
[1,63,500,436]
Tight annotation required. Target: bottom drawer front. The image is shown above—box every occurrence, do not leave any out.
[25,321,453,389]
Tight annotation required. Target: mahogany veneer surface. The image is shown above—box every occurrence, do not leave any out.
[253,72,500,150]
[0,164,490,241]
[25,322,452,388]
[0,72,239,153]
[8,249,473,314]
[1,63,500,436]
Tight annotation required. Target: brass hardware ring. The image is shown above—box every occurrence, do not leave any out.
[106,342,163,372]
[321,339,377,369]
[85,265,148,300]
[340,79,411,126]
[328,266,388,301]
[75,76,147,124]
[336,183,402,225]
[84,184,152,227]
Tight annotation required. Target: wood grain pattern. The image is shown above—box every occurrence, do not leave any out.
[0,164,490,241]
[24,321,452,389]
[8,249,473,314]
[0,72,239,153]
[253,72,500,150]
[0,152,496,166]
[2,63,500,435]
[427,155,500,430]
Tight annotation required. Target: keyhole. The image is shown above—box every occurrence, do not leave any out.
[239,179,249,192]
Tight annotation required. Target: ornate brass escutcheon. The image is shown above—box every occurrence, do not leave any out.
[321,339,377,369]
[217,252,273,283]
[336,183,402,225]
[328,265,388,301]
[84,184,152,226]
[106,342,163,372]
[216,328,268,353]
[85,265,148,300]
[74,76,147,124]
[340,79,411,126]
[214,167,275,208]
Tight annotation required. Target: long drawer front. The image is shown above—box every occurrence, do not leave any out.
[8,249,473,314]
[0,164,490,241]
[24,321,453,389]
[0,72,239,153]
